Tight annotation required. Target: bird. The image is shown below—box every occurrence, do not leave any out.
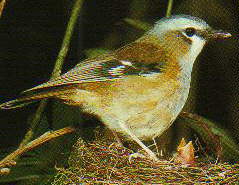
[0,15,231,161]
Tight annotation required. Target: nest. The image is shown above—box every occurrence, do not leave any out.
[52,136,239,184]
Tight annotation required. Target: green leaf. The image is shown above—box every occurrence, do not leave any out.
[84,48,110,58]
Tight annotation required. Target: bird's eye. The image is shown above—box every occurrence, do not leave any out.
[185,27,196,37]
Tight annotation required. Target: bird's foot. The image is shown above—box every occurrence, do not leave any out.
[128,152,146,163]
[129,149,158,163]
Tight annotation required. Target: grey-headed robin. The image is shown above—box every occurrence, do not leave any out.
[0,15,231,161]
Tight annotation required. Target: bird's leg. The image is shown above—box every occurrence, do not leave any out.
[116,119,158,161]
[111,130,123,146]
[152,137,160,156]
[103,113,158,161]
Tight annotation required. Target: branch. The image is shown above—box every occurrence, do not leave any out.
[166,0,173,17]
[19,0,84,147]
[0,127,76,170]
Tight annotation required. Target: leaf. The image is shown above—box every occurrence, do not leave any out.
[84,48,110,58]
[179,112,239,162]
[173,138,195,165]
[124,18,152,31]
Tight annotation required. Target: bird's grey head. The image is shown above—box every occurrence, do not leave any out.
[149,15,231,65]
[151,15,210,40]
[147,15,231,79]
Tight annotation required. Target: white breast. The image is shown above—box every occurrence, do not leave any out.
[95,75,191,140]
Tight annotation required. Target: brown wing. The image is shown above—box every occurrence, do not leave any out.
[23,38,167,94]
[23,54,142,94]
[0,39,166,109]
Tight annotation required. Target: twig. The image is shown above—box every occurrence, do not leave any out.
[166,0,173,17]
[51,0,84,78]
[19,100,48,148]
[0,126,76,169]
[19,0,84,147]
[0,0,6,17]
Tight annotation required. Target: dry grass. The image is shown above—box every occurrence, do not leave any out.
[51,136,239,184]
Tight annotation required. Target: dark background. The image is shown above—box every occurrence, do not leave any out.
[0,0,238,181]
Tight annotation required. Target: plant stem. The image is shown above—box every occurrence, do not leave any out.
[51,0,84,78]
[19,0,84,147]
[0,127,76,169]
[0,0,6,17]
[166,0,173,17]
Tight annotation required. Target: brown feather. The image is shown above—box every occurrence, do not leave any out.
[0,33,189,110]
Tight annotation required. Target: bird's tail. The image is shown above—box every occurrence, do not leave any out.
[0,98,38,109]
[0,85,76,109]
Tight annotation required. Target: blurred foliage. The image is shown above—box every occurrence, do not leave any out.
[84,48,109,58]
[179,113,239,162]
[124,18,151,31]
[0,102,80,184]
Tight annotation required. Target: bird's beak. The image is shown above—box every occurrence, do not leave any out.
[210,29,232,39]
